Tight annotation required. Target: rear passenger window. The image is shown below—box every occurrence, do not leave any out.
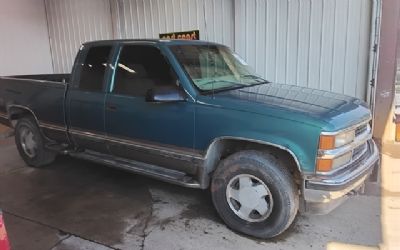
[113,45,176,96]
[78,46,112,92]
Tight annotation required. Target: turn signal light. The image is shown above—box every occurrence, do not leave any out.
[316,159,332,172]
[319,135,335,150]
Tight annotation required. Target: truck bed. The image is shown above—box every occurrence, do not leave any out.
[0,74,69,138]
[4,74,70,83]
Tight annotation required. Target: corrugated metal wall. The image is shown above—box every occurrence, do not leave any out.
[45,0,234,73]
[234,0,373,99]
[112,0,234,46]
[45,0,113,73]
[44,0,373,100]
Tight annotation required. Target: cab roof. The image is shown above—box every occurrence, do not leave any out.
[82,39,224,47]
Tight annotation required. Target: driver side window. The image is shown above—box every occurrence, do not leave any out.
[113,45,176,97]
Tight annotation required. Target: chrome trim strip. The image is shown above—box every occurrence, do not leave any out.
[40,122,67,132]
[69,128,204,160]
[320,118,371,136]
[0,76,66,86]
[69,129,103,139]
[205,136,303,173]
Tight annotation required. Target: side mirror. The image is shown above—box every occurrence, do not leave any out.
[145,85,186,103]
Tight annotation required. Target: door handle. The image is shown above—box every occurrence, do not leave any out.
[106,105,117,111]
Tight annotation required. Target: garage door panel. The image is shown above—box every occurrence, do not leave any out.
[115,0,234,48]
[265,0,278,82]
[286,0,300,85]
[276,0,289,84]
[319,0,335,92]
[45,0,113,73]
[297,0,312,88]
[235,0,373,100]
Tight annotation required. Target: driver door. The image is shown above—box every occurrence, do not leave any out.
[104,44,196,174]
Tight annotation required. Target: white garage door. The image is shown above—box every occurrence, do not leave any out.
[45,0,114,73]
[45,0,234,73]
[112,0,234,48]
[234,0,374,100]
[45,0,375,101]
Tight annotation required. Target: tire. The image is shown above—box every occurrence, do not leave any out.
[14,116,56,167]
[211,150,299,239]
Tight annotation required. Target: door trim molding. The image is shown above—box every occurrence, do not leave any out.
[69,128,204,161]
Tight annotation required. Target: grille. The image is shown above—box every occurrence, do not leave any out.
[347,145,370,170]
[352,143,367,160]
[355,124,368,137]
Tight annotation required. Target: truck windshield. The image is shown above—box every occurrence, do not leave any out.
[170,45,269,93]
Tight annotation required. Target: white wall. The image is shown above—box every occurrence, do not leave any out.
[45,0,113,73]
[44,0,374,100]
[45,0,234,74]
[235,0,373,100]
[0,0,53,76]
[113,0,234,46]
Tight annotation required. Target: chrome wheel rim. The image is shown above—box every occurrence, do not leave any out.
[226,174,273,222]
[19,126,37,158]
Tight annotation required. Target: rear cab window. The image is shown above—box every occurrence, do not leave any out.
[74,45,113,92]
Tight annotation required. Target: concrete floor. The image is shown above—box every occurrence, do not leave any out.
[0,136,382,250]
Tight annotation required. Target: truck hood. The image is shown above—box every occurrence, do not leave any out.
[200,83,371,131]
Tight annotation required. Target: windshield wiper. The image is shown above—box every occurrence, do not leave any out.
[200,80,244,95]
[198,79,241,87]
[199,77,270,95]
[240,74,270,83]
[202,80,271,95]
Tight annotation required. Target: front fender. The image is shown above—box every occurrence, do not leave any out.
[195,107,321,173]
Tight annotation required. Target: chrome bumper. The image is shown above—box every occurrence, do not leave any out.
[303,140,380,214]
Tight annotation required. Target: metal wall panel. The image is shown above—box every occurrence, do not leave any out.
[45,0,373,100]
[234,0,373,100]
[113,0,234,48]
[45,0,113,73]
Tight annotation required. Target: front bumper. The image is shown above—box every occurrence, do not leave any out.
[303,139,380,214]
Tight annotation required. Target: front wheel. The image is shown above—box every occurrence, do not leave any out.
[15,117,56,167]
[211,150,299,239]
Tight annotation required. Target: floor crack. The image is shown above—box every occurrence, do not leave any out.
[49,234,71,250]
[140,190,155,250]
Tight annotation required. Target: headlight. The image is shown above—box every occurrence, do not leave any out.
[319,130,355,150]
[317,128,356,173]
[334,130,355,148]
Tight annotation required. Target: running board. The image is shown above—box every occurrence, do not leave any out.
[70,150,201,188]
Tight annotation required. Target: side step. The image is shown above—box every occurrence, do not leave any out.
[70,150,201,189]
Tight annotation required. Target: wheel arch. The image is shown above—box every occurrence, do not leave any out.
[7,105,40,127]
[203,137,303,185]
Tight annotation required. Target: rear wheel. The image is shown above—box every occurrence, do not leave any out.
[211,150,299,239]
[15,117,56,167]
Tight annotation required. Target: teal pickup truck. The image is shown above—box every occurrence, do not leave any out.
[0,39,379,238]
